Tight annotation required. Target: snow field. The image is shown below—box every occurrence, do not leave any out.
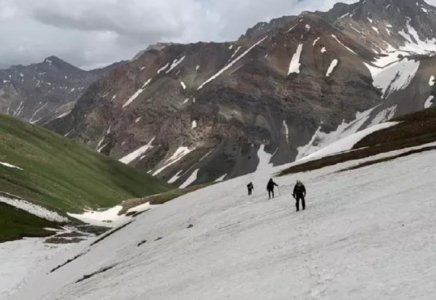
[301,122,398,161]
[297,107,378,160]
[365,58,420,98]
[0,239,72,299]
[9,145,436,300]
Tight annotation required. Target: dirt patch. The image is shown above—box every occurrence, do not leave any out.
[76,225,109,236]
[50,250,89,273]
[76,265,117,283]
[119,184,211,215]
[137,240,147,247]
[90,221,133,247]
[45,237,85,244]
[55,231,86,238]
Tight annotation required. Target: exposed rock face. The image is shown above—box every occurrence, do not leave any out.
[45,0,436,187]
[0,56,123,124]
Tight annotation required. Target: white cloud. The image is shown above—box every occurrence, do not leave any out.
[0,0,435,69]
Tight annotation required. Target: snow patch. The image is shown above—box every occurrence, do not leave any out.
[425,96,434,109]
[126,202,152,215]
[429,76,435,86]
[180,81,186,90]
[0,196,67,223]
[331,34,357,55]
[13,102,24,117]
[168,170,184,184]
[166,56,186,73]
[68,206,127,227]
[153,147,196,176]
[30,103,48,124]
[214,174,227,182]
[122,79,152,108]
[119,138,155,165]
[191,120,197,129]
[157,63,169,74]
[326,59,339,77]
[288,44,303,75]
[301,122,398,161]
[179,169,199,189]
[255,145,273,172]
[312,37,320,46]
[283,120,289,141]
[369,106,397,127]
[365,58,420,98]
[198,37,267,90]
[297,107,376,160]
[56,111,71,119]
[0,162,23,170]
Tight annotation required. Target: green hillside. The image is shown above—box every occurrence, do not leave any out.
[0,202,58,243]
[0,113,172,213]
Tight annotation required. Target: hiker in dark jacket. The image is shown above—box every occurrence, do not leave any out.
[247,182,254,195]
[293,180,306,211]
[266,179,278,199]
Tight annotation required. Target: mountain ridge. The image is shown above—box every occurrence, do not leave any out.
[12,0,436,187]
[0,56,125,125]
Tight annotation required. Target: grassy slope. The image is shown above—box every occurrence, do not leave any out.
[0,202,58,242]
[0,113,172,213]
[280,106,436,176]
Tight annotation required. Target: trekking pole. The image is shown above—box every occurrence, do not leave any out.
[278,186,281,196]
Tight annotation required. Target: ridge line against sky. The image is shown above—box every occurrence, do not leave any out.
[0,0,435,70]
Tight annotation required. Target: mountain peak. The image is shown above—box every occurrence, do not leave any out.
[42,56,86,73]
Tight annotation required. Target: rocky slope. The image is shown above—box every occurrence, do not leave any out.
[45,0,436,187]
[0,57,122,124]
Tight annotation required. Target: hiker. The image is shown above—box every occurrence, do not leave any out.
[293,180,306,212]
[266,179,278,199]
[247,182,254,195]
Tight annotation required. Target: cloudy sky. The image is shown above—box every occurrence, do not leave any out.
[0,0,432,70]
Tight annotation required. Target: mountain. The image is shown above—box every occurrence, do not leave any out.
[0,57,123,124]
[45,0,436,188]
[9,106,436,299]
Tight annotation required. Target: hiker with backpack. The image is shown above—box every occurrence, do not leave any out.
[247,182,254,195]
[293,180,306,211]
[266,179,278,199]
